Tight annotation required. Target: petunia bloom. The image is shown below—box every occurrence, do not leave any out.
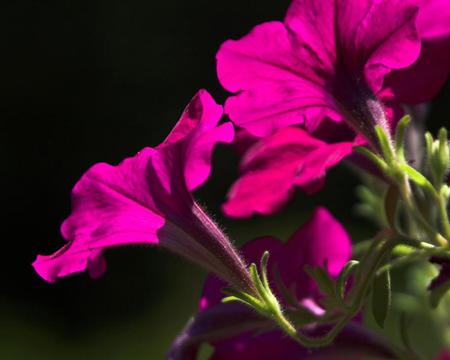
[217,0,450,218]
[168,208,395,359]
[32,90,255,295]
[217,0,449,144]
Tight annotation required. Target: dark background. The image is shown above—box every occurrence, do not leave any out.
[1,0,449,359]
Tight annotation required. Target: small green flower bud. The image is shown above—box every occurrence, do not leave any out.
[425,129,450,187]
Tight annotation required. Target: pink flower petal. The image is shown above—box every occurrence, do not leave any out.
[33,91,253,291]
[283,207,352,300]
[223,127,353,218]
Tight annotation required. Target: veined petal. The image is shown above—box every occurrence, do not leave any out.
[217,21,342,137]
[222,127,353,218]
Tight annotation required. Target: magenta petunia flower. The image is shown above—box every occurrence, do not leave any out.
[32,90,255,294]
[168,208,394,359]
[217,0,450,218]
[217,0,450,143]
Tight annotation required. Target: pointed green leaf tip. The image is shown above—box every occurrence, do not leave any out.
[371,270,391,328]
[395,115,411,161]
[336,260,359,300]
[260,251,270,290]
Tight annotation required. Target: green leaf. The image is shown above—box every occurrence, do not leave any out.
[371,270,391,328]
[430,279,450,308]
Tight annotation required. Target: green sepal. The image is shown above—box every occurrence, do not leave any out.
[371,269,391,328]
[375,125,395,163]
[394,115,411,161]
[221,287,264,311]
[354,146,388,173]
[336,260,359,300]
[399,163,437,197]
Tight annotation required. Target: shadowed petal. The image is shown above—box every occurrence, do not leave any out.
[283,207,352,300]
[167,302,271,360]
[169,303,395,360]
[223,127,353,218]
[386,0,450,104]
[437,351,450,360]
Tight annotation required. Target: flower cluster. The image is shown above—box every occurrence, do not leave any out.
[33,0,450,358]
